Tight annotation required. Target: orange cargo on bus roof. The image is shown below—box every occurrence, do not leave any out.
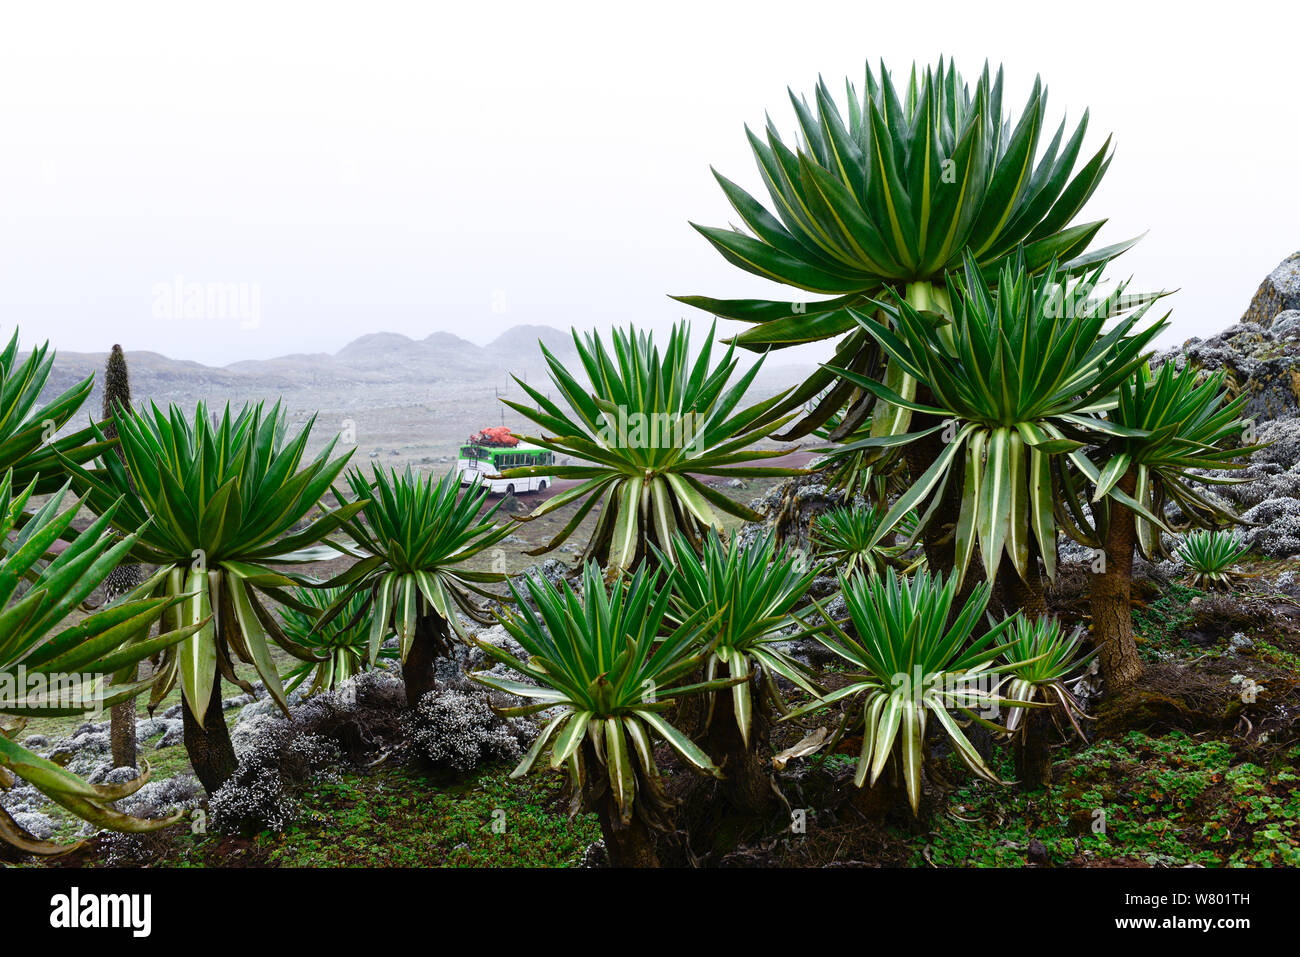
[468,427,519,447]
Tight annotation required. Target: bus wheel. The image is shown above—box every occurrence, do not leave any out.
[537,481,547,492]
[506,484,516,497]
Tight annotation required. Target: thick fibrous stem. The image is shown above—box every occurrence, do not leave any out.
[703,674,779,816]
[402,612,452,708]
[1090,467,1144,691]
[905,394,960,580]
[997,538,1048,620]
[581,741,659,867]
[1014,705,1054,790]
[181,670,238,793]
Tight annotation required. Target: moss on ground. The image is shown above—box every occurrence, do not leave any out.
[919,732,1300,867]
[266,766,600,867]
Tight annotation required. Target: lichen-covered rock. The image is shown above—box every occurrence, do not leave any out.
[89,765,145,787]
[1241,251,1300,326]
[135,716,184,750]
[0,779,43,817]
[1184,419,1300,535]
[40,721,117,779]
[62,721,112,756]
[1175,414,1300,558]
[513,558,569,590]
[1240,498,1300,557]
[482,559,574,619]
[1254,417,1300,469]
[1273,570,1300,595]
[736,473,851,554]
[10,811,55,841]
[428,623,530,686]
[1155,322,1300,424]
[232,685,305,722]
[113,774,203,821]
[1272,310,1300,340]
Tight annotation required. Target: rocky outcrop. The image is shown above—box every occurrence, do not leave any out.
[1241,251,1300,327]
[1182,403,1300,559]
[1156,321,1300,424]
[735,472,851,554]
[1273,310,1300,340]
[1150,252,1300,559]
[1155,253,1300,426]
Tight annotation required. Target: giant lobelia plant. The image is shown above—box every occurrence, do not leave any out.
[101,344,144,769]
[810,503,922,578]
[825,250,1165,611]
[61,400,361,792]
[657,528,822,814]
[280,585,399,697]
[998,615,1092,790]
[1060,362,1257,688]
[470,561,736,867]
[499,321,802,572]
[1176,529,1250,590]
[788,568,1029,816]
[0,328,113,493]
[676,58,1132,442]
[0,474,202,855]
[324,466,512,707]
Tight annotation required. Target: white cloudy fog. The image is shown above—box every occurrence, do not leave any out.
[1,0,1296,366]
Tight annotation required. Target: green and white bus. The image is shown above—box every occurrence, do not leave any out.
[457,442,556,495]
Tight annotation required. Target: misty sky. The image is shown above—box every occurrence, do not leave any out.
[1,0,1297,367]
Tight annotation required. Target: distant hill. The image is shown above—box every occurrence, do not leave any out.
[39,325,549,403]
[487,324,578,363]
[330,331,494,375]
[36,324,816,419]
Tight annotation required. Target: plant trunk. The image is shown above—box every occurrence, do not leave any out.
[903,393,992,619]
[1014,706,1054,790]
[998,539,1048,620]
[704,679,778,816]
[592,798,660,868]
[1091,468,1144,691]
[905,395,960,580]
[582,742,659,867]
[109,673,138,769]
[182,670,238,794]
[669,668,709,741]
[849,760,918,823]
[403,613,451,708]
